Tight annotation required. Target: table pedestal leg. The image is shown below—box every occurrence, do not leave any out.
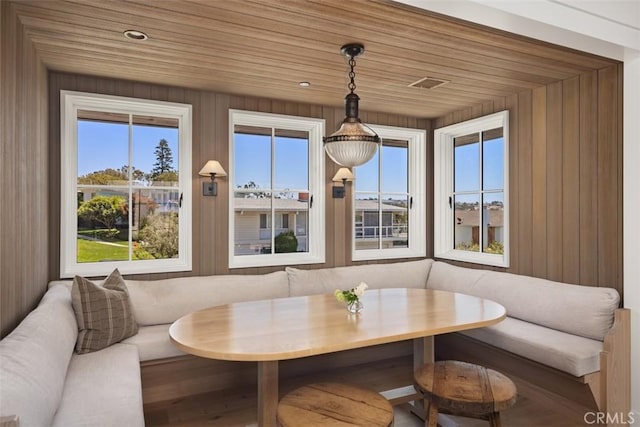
[258,360,279,427]
[411,336,434,420]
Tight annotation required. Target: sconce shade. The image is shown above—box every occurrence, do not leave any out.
[324,43,380,168]
[199,160,226,197]
[199,160,227,177]
[332,167,353,198]
[332,167,354,182]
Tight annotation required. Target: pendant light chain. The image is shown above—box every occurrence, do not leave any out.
[348,56,357,94]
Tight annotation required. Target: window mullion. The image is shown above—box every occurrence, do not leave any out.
[378,145,383,250]
[128,113,134,262]
[270,127,276,254]
[479,130,483,252]
[449,138,455,251]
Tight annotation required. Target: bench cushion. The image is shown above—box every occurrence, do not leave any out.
[125,271,290,326]
[287,259,433,297]
[427,261,619,340]
[461,317,602,376]
[0,286,77,427]
[52,343,144,427]
[122,324,185,361]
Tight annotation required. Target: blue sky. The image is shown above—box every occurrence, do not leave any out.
[78,121,179,177]
[355,145,408,195]
[234,134,410,195]
[234,134,309,191]
[79,121,503,200]
[454,136,504,205]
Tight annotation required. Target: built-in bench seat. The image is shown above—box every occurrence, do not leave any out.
[0,258,630,426]
[425,261,629,413]
[52,343,141,427]
[0,286,144,427]
[462,316,602,377]
[428,261,616,377]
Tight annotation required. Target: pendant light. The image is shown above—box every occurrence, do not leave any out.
[324,43,381,167]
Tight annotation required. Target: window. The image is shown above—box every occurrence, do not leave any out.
[229,110,325,268]
[434,111,509,267]
[60,91,192,277]
[352,125,427,261]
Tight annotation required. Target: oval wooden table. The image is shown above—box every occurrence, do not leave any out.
[169,288,506,427]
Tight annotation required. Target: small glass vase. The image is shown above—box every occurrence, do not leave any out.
[347,299,364,313]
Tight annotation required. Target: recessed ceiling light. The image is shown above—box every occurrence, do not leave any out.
[123,30,148,41]
[298,81,311,87]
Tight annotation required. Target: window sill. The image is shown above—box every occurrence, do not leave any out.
[434,249,509,268]
[352,247,426,262]
[228,253,325,269]
[60,259,192,279]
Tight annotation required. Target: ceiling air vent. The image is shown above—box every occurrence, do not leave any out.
[408,77,450,90]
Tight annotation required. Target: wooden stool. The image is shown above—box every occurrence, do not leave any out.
[277,382,394,426]
[414,360,517,427]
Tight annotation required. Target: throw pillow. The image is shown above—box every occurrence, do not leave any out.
[71,268,138,353]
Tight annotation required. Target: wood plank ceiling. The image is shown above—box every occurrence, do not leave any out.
[10,0,618,118]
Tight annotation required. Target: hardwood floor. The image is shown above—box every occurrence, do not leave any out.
[144,356,592,426]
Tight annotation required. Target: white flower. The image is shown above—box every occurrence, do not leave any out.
[353,282,368,297]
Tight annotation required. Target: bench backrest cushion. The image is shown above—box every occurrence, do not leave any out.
[125,271,290,326]
[287,259,433,297]
[0,286,78,427]
[427,261,620,341]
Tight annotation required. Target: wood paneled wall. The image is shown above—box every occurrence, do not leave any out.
[433,65,623,296]
[47,72,431,281]
[1,2,49,338]
[3,57,622,337]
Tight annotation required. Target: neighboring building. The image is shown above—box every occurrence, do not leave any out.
[354,200,408,250]
[233,196,408,254]
[234,196,310,255]
[454,207,504,250]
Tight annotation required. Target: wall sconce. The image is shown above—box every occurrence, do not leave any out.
[199,160,227,196]
[332,167,354,198]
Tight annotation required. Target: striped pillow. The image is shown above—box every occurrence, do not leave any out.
[71,269,138,353]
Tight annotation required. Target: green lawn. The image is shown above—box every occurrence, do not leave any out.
[77,238,128,263]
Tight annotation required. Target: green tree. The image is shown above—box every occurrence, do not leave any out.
[78,168,127,185]
[275,231,298,253]
[119,165,145,182]
[78,166,144,185]
[151,171,178,185]
[77,195,126,229]
[485,240,504,254]
[138,213,179,258]
[149,139,174,179]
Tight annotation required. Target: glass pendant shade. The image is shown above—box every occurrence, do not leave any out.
[324,120,379,167]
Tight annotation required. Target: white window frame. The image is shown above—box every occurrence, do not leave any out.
[60,91,192,277]
[228,110,325,269]
[352,124,427,261]
[434,110,509,267]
